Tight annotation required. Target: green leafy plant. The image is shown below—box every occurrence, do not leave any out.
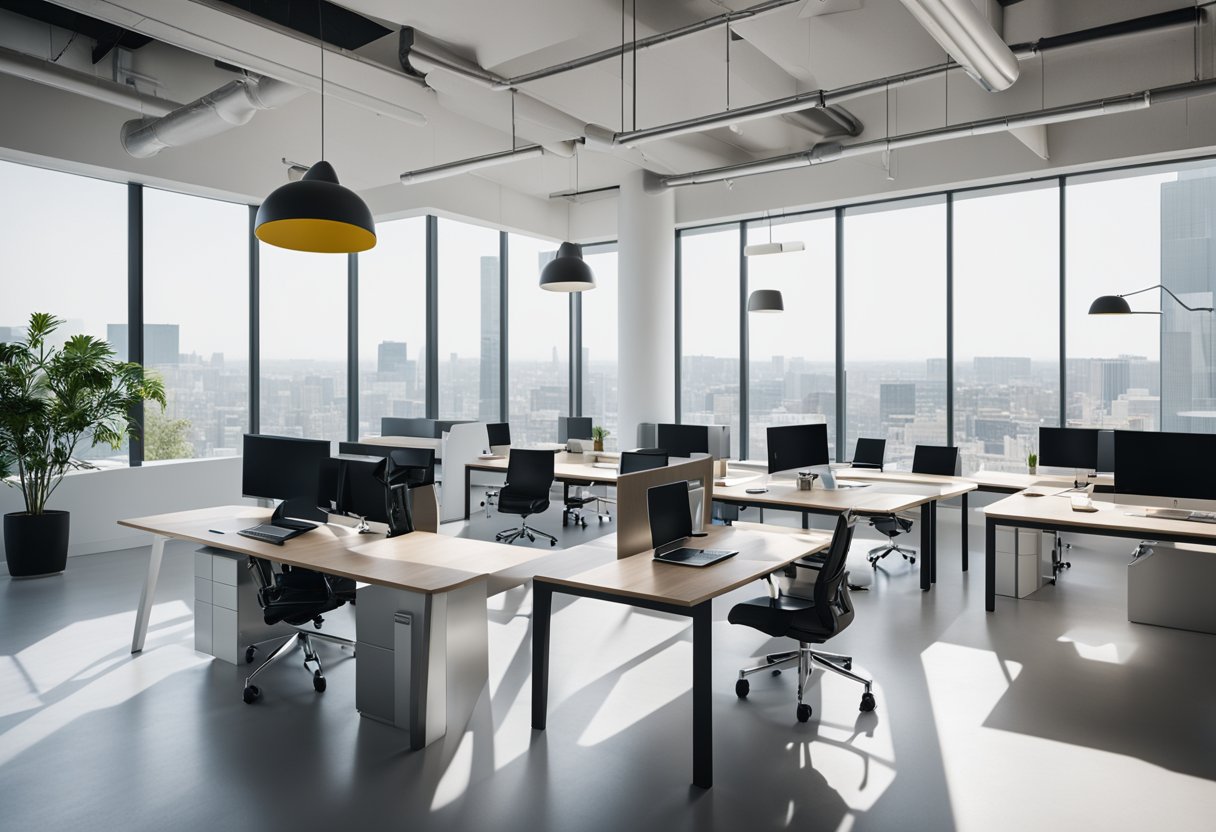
[0,313,166,515]
[1027,452,1038,469]
[591,425,609,442]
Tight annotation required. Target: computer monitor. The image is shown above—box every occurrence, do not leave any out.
[911,445,959,476]
[380,417,435,437]
[1114,430,1216,503]
[558,416,593,443]
[767,424,830,475]
[620,450,669,475]
[242,434,331,521]
[656,423,709,458]
[647,480,692,549]
[1096,430,1115,474]
[337,442,435,487]
[1038,427,1100,472]
[486,422,512,447]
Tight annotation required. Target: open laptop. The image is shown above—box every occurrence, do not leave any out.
[647,480,737,567]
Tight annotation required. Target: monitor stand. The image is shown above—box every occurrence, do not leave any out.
[270,500,317,532]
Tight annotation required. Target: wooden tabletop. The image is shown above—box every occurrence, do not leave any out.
[357,435,443,451]
[712,479,941,514]
[467,451,623,484]
[983,493,1216,539]
[119,505,550,594]
[969,469,1114,491]
[834,468,977,499]
[536,526,832,607]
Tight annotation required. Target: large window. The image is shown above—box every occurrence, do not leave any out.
[0,160,128,462]
[507,233,566,446]
[437,218,501,421]
[746,214,836,461]
[581,243,619,448]
[680,225,741,450]
[843,198,947,469]
[258,245,347,439]
[358,216,427,436]
[953,184,1060,473]
[143,188,248,460]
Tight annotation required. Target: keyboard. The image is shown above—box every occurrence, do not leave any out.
[238,524,302,545]
[1147,508,1190,520]
[654,547,737,567]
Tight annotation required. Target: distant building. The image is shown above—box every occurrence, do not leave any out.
[377,341,410,381]
[107,323,180,366]
[879,382,916,425]
[480,256,501,420]
[974,356,1032,386]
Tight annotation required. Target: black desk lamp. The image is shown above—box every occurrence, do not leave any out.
[1089,284,1214,315]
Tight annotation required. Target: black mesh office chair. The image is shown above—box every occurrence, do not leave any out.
[730,511,875,722]
[241,558,356,704]
[481,423,512,517]
[868,444,959,568]
[495,449,557,546]
[851,438,886,471]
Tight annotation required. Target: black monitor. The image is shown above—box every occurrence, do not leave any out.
[558,416,593,443]
[381,417,434,437]
[1114,430,1216,500]
[647,480,692,549]
[242,434,330,522]
[656,423,708,458]
[486,422,512,447]
[621,450,669,475]
[1038,427,1100,471]
[337,442,435,487]
[1096,430,1115,474]
[767,424,829,474]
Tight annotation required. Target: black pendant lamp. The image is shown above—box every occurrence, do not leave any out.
[539,242,595,292]
[254,2,375,254]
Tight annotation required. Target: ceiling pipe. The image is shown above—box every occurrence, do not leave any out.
[660,77,1216,187]
[0,44,180,116]
[898,0,1020,91]
[400,144,546,186]
[1009,6,1205,59]
[121,74,304,158]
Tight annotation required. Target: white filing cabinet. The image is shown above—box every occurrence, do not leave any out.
[995,528,1050,598]
[1128,542,1216,634]
[193,547,293,664]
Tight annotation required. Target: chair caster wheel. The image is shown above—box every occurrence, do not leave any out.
[550,539,556,546]
[735,679,749,698]
[313,671,326,693]
[860,692,876,712]
[909,558,916,565]
[771,669,782,677]
[245,646,256,664]
[243,685,261,704]
[842,660,852,671]
[796,703,812,723]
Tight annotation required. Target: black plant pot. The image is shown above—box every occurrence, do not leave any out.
[4,511,70,578]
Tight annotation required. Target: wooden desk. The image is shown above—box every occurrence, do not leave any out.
[712,479,962,592]
[530,525,832,789]
[969,468,1114,494]
[121,505,549,748]
[982,493,1216,612]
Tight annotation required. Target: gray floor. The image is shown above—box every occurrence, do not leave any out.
[3,503,1216,832]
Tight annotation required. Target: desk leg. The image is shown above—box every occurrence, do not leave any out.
[985,518,996,612]
[131,534,167,653]
[464,465,472,521]
[691,601,713,789]
[920,505,932,592]
[961,493,969,572]
[531,581,553,731]
[930,501,938,585]
[801,511,809,530]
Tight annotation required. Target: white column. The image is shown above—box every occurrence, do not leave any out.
[617,169,676,448]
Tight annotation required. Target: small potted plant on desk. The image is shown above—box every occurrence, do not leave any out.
[1,313,165,578]
[1027,451,1038,476]
[591,425,609,453]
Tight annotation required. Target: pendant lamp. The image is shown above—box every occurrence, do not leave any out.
[540,242,595,292]
[254,3,375,253]
[747,289,784,313]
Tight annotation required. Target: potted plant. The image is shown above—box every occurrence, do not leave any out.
[1027,451,1038,475]
[1,313,165,578]
[591,425,609,453]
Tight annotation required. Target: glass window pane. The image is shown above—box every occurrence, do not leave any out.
[953,184,1060,473]
[843,198,947,469]
[0,160,128,463]
[143,188,248,460]
[437,218,501,420]
[680,226,740,453]
[746,214,836,461]
[581,244,619,448]
[507,233,567,446]
[358,217,427,436]
[258,245,347,439]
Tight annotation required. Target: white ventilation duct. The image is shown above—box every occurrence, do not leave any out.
[400,145,546,186]
[0,44,179,116]
[120,75,304,158]
[898,0,1019,91]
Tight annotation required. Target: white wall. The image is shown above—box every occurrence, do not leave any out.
[0,457,252,572]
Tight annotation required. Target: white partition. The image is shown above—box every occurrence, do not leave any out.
[439,423,490,523]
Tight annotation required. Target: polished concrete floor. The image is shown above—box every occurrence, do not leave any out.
[3,503,1216,832]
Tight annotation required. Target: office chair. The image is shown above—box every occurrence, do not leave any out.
[481,422,512,518]
[495,449,558,546]
[730,511,875,722]
[850,438,886,471]
[241,556,356,704]
[867,444,959,569]
[569,450,670,526]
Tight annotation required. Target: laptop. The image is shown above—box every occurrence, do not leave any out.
[647,481,737,567]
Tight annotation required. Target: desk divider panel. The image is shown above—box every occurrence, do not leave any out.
[615,456,714,559]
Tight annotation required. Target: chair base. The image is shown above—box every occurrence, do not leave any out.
[868,541,916,567]
[495,521,557,546]
[242,628,355,704]
[735,643,875,721]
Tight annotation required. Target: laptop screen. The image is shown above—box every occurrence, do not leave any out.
[647,481,692,550]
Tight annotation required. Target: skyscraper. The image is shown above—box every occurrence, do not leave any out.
[377,341,409,380]
[880,382,916,425]
[479,255,501,420]
[107,323,180,366]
